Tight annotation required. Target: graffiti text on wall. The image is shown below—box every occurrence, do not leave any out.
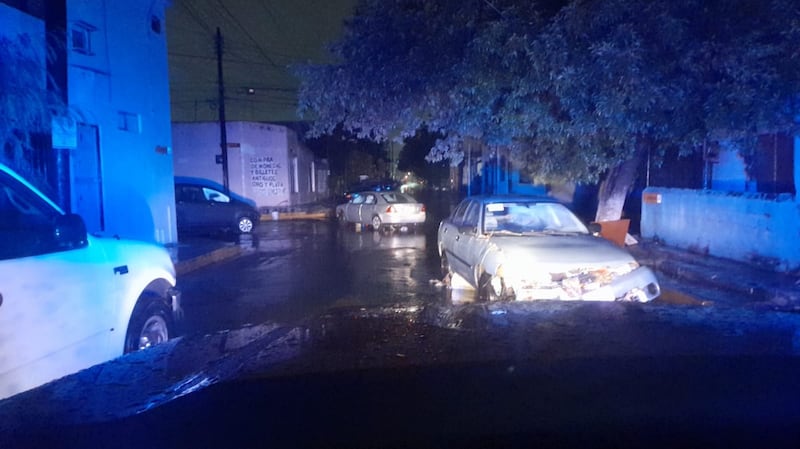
[250,156,286,196]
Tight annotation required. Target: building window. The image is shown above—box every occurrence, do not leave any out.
[291,157,299,193]
[150,16,162,34]
[117,111,140,133]
[310,161,316,193]
[753,133,795,195]
[71,21,96,55]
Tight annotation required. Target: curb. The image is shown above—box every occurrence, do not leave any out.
[654,258,800,306]
[630,243,800,307]
[175,245,243,276]
[260,211,331,221]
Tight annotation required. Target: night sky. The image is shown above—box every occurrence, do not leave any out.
[166,0,357,124]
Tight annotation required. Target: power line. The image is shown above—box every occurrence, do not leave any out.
[213,0,279,68]
[168,51,286,69]
[180,2,215,36]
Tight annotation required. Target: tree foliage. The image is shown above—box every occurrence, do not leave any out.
[296,0,800,185]
[1,33,72,177]
[304,128,390,194]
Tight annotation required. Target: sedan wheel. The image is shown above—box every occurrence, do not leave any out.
[371,215,382,231]
[237,216,254,233]
[479,272,511,302]
[440,253,453,280]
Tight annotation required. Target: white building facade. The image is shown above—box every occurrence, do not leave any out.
[172,121,328,211]
[2,0,177,244]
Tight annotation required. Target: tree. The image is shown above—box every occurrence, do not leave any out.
[1,33,72,188]
[297,0,800,221]
[304,128,390,195]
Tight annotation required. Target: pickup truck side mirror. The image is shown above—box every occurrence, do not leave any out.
[53,214,89,250]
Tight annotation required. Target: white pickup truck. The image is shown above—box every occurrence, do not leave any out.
[0,163,180,400]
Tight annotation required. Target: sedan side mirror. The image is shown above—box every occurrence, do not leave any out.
[587,222,602,236]
[458,225,478,235]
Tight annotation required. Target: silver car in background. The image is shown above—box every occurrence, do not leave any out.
[438,195,660,302]
[336,191,426,232]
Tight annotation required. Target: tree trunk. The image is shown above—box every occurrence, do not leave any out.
[594,146,647,223]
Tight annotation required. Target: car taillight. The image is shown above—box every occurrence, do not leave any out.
[421,204,426,212]
[386,206,396,213]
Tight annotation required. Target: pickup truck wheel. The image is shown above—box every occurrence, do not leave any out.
[237,216,255,234]
[125,296,174,353]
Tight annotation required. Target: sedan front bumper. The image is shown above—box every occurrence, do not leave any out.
[513,266,661,302]
[583,266,661,302]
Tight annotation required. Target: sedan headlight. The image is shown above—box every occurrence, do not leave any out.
[502,264,555,290]
[504,261,642,300]
[610,261,639,276]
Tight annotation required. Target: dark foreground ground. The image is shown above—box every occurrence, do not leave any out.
[5,301,800,449]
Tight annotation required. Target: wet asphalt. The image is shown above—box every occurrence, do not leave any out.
[175,219,444,338]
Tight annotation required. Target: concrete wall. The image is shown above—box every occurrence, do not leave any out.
[641,187,800,271]
[287,129,320,206]
[172,122,323,210]
[66,0,176,244]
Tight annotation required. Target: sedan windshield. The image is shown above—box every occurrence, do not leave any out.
[483,201,589,234]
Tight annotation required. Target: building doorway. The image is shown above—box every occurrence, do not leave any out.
[71,124,104,232]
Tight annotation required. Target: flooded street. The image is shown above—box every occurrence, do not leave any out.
[177,218,448,337]
[177,215,800,362]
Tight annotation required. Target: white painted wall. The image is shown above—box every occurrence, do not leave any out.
[66,0,176,244]
[641,188,800,271]
[172,121,323,210]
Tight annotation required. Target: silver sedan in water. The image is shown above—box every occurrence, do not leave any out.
[336,191,426,232]
[437,195,660,302]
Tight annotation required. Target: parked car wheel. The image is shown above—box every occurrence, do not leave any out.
[371,215,383,231]
[124,295,174,353]
[440,253,452,280]
[478,272,513,302]
[337,211,346,225]
[237,215,255,234]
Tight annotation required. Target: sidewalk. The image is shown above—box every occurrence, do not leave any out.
[166,237,245,276]
[629,239,800,309]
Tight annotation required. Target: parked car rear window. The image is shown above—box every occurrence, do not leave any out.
[381,193,414,203]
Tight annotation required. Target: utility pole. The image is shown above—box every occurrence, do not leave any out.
[216,27,229,193]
